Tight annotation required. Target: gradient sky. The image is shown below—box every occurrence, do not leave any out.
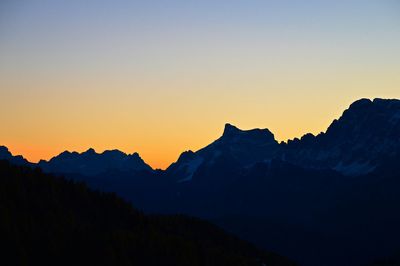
[1,0,399,169]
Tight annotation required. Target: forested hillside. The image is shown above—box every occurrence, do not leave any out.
[0,160,294,266]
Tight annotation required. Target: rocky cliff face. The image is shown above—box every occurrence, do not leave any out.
[168,98,400,179]
[281,98,400,175]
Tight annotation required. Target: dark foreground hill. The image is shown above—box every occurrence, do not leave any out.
[0,160,294,266]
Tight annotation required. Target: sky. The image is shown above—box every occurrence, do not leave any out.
[0,0,399,169]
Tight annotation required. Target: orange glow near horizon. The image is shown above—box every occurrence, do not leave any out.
[1,1,399,169]
[1,75,399,169]
[3,91,400,170]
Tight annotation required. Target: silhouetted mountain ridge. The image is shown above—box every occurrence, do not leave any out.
[168,98,400,179]
[281,98,400,175]
[5,98,398,178]
[0,146,31,166]
[38,148,152,176]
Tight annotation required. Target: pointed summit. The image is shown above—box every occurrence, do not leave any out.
[189,123,279,169]
[221,123,275,144]
[84,148,96,155]
[176,150,196,163]
[223,123,242,137]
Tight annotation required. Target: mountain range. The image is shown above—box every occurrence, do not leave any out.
[38,148,152,175]
[2,98,400,265]
[19,97,398,178]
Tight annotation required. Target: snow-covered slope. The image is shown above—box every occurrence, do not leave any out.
[168,98,400,179]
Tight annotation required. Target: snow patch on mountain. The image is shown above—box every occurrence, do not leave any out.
[390,110,400,123]
[333,161,376,176]
[177,157,204,182]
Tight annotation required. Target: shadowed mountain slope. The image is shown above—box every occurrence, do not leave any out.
[0,160,294,266]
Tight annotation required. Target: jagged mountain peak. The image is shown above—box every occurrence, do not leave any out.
[221,123,276,144]
[222,123,241,136]
[0,146,30,166]
[282,98,400,175]
[3,98,400,179]
[39,148,153,175]
[0,146,11,157]
[176,150,196,163]
[84,148,96,154]
[345,97,399,115]
[345,97,400,110]
[52,149,141,161]
[326,98,400,135]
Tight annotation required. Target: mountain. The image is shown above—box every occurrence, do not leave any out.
[39,148,153,176]
[14,97,399,180]
[166,123,279,183]
[168,98,400,179]
[0,160,294,266]
[0,146,31,166]
[281,98,400,175]
[2,98,400,265]
[5,98,400,180]
[112,98,400,265]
